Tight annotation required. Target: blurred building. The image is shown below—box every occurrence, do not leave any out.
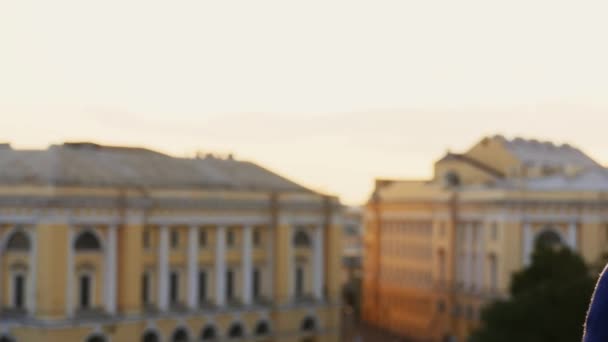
[363,135,608,342]
[341,207,363,287]
[0,142,342,342]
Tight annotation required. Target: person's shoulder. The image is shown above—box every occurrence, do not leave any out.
[584,265,608,342]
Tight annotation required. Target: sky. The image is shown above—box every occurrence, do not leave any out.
[3,0,608,205]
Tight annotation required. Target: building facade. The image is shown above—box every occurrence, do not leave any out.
[363,135,608,342]
[0,142,342,342]
[341,207,362,288]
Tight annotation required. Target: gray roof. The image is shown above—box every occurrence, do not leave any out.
[497,136,600,168]
[0,143,311,192]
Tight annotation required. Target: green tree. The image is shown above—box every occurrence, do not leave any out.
[470,241,596,342]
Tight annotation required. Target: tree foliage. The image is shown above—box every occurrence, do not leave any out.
[470,242,596,342]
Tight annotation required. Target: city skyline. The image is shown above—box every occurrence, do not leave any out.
[4,0,608,204]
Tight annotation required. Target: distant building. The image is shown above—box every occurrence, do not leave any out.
[341,207,363,287]
[0,142,342,342]
[363,135,608,342]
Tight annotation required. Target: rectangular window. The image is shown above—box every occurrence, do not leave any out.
[170,271,179,305]
[14,274,25,309]
[226,270,234,300]
[142,273,150,305]
[253,229,261,247]
[79,274,91,309]
[253,268,261,299]
[199,230,207,248]
[171,230,180,249]
[143,229,151,249]
[198,271,207,304]
[490,256,498,291]
[295,266,304,298]
[227,230,235,247]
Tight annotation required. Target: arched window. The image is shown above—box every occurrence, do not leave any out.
[254,321,270,336]
[293,230,311,247]
[142,331,160,342]
[301,317,316,332]
[74,231,102,251]
[86,335,107,342]
[5,231,30,251]
[201,325,217,341]
[535,229,563,249]
[171,328,189,342]
[227,323,244,339]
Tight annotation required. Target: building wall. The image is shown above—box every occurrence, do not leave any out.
[0,187,343,342]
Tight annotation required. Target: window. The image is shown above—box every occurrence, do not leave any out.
[12,273,25,309]
[79,274,92,309]
[293,230,311,247]
[227,323,244,339]
[253,229,261,247]
[438,250,446,285]
[170,271,179,305]
[74,231,102,251]
[255,321,270,337]
[199,230,207,248]
[171,328,189,342]
[198,271,207,304]
[201,326,217,341]
[226,270,234,301]
[171,230,180,249]
[6,231,30,251]
[253,268,261,299]
[344,225,357,236]
[142,331,160,342]
[489,254,498,292]
[86,335,107,342]
[295,266,304,297]
[142,273,150,305]
[301,317,316,332]
[143,229,151,249]
[227,230,235,247]
[444,171,461,187]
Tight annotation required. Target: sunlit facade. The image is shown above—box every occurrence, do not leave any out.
[0,142,342,342]
[363,135,608,342]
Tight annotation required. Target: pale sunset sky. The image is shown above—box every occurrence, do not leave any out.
[2,1,608,204]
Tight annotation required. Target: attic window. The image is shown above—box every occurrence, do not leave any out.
[444,171,461,187]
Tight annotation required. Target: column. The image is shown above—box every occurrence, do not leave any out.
[242,225,253,305]
[104,225,118,314]
[158,226,169,311]
[476,224,485,291]
[523,222,533,266]
[287,224,294,300]
[215,225,226,307]
[187,225,199,310]
[568,222,578,251]
[65,226,74,317]
[463,223,473,289]
[28,228,38,314]
[313,225,324,300]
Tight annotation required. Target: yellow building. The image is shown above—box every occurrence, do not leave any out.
[363,135,608,342]
[0,142,342,342]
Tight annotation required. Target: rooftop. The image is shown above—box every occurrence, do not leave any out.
[0,142,311,192]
